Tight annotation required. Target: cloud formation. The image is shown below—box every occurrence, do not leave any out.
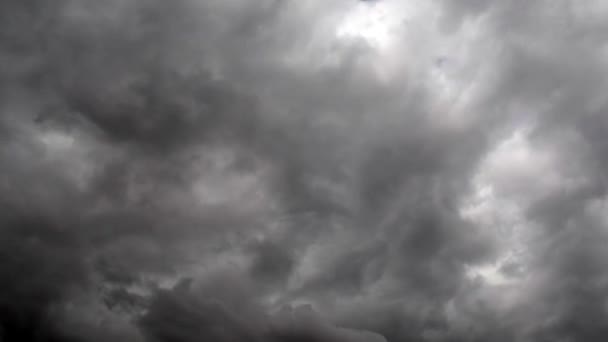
[1,0,608,341]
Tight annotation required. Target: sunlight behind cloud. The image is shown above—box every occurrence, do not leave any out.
[335,1,402,50]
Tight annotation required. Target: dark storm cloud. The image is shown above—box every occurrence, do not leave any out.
[139,275,386,342]
[1,0,608,341]
[419,1,608,341]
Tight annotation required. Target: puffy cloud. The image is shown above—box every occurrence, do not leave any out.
[139,275,386,342]
[1,0,607,341]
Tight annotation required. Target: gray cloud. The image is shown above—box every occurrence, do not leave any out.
[1,0,607,341]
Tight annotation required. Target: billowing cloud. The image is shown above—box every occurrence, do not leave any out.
[1,0,608,341]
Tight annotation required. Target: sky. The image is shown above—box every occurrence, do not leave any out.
[1,0,608,341]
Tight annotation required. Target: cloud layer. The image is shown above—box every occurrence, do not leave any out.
[1,0,608,341]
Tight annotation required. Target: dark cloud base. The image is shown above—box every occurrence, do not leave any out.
[1,0,608,341]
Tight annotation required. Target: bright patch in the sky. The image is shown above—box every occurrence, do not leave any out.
[465,263,512,286]
[336,1,400,49]
[39,130,76,151]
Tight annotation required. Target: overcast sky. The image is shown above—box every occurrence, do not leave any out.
[1,0,608,341]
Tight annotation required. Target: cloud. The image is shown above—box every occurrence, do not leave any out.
[139,275,386,342]
[0,0,607,341]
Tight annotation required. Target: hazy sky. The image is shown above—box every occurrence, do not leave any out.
[1,0,608,341]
